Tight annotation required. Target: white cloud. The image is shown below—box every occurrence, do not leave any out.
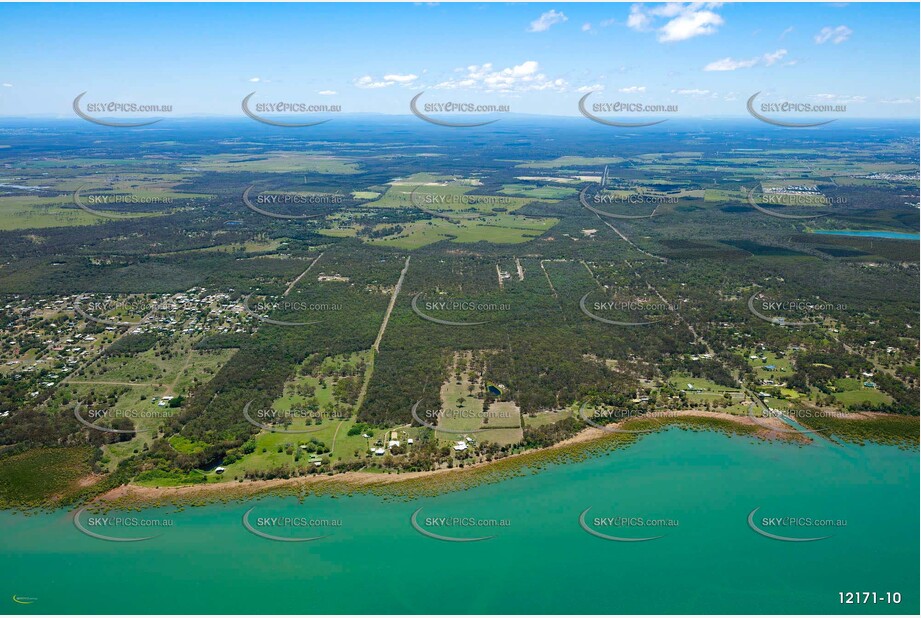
[2,83,12,88]
[762,49,788,66]
[619,85,647,93]
[780,26,794,39]
[582,22,592,32]
[577,84,604,93]
[528,10,568,33]
[383,73,419,84]
[432,60,572,93]
[704,49,787,71]
[248,77,262,83]
[355,76,390,89]
[703,57,758,71]
[628,3,725,42]
[355,73,419,89]
[814,25,852,44]
[671,88,711,96]
[318,90,337,96]
[627,5,652,31]
[812,93,865,104]
[658,10,724,42]
[880,97,918,105]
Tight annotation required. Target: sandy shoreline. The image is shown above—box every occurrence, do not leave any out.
[94,409,804,507]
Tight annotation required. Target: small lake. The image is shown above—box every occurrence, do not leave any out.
[812,229,920,240]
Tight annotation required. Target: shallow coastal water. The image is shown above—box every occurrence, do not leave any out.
[2,429,918,614]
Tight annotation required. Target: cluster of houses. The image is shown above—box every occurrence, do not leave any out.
[372,430,415,456]
[0,289,255,413]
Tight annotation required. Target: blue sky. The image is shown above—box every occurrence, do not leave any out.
[0,2,918,118]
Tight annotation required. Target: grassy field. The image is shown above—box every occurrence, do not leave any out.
[0,196,117,230]
[833,388,893,406]
[0,447,97,507]
[516,156,624,169]
[0,167,210,229]
[668,375,748,414]
[498,184,576,199]
[323,214,558,249]
[366,174,536,213]
[194,153,360,174]
[435,352,522,445]
[215,351,373,479]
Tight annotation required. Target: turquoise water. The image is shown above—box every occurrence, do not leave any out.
[812,230,920,240]
[2,429,918,614]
